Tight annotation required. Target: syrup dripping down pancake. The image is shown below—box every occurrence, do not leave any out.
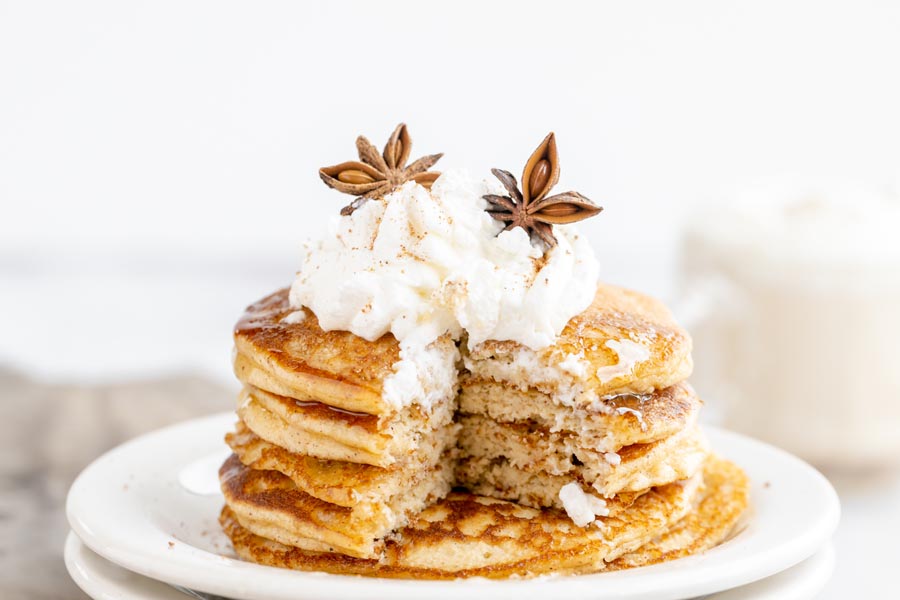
[234,289,458,416]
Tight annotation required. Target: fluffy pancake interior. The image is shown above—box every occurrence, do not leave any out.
[459,379,702,452]
[219,452,455,559]
[238,385,456,467]
[464,284,693,402]
[456,456,645,512]
[457,412,708,497]
[219,460,710,579]
[226,419,458,508]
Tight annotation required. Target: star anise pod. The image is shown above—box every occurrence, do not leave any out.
[319,123,443,215]
[484,132,602,247]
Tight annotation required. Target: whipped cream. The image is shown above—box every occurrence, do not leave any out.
[595,339,650,383]
[289,170,599,354]
[558,482,609,527]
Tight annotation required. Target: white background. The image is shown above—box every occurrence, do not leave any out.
[2,1,900,597]
[4,0,900,382]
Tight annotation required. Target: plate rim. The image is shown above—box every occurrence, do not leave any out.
[65,529,188,600]
[63,529,836,600]
[66,412,841,600]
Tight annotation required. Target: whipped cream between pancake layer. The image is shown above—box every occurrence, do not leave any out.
[288,170,600,409]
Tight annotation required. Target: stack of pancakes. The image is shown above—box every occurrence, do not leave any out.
[221,290,459,559]
[458,285,707,517]
[220,285,749,578]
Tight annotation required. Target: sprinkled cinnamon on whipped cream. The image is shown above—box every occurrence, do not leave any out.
[289,170,599,353]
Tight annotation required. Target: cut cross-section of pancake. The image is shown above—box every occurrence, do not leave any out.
[220,463,709,578]
[459,379,702,453]
[457,415,708,499]
[464,284,693,406]
[232,289,460,468]
[226,420,458,509]
[220,453,455,559]
[234,289,459,416]
[456,457,648,512]
[237,385,455,467]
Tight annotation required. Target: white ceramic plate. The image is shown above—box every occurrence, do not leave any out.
[63,530,835,600]
[66,413,840,600]
[65,529,192,600]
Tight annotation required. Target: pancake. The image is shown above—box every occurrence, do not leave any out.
[457,413,708,498]
[237,385,455,467]
[234,289,459,416]
[221,284,747,578]
[459,379,702,452]
[464,284,693,404]
[220,467,706,578]
[220,453,454,559]
[456,456,647,512]
[226,420,458,509]
[608,455,751,569]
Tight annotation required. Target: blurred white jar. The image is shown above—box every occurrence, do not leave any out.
[681,181,900,469]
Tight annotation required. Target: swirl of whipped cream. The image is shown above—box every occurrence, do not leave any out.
[289,170,599,352]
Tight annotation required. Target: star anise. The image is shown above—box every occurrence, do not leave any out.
[319,123,443,215]
[484,132,602,247]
